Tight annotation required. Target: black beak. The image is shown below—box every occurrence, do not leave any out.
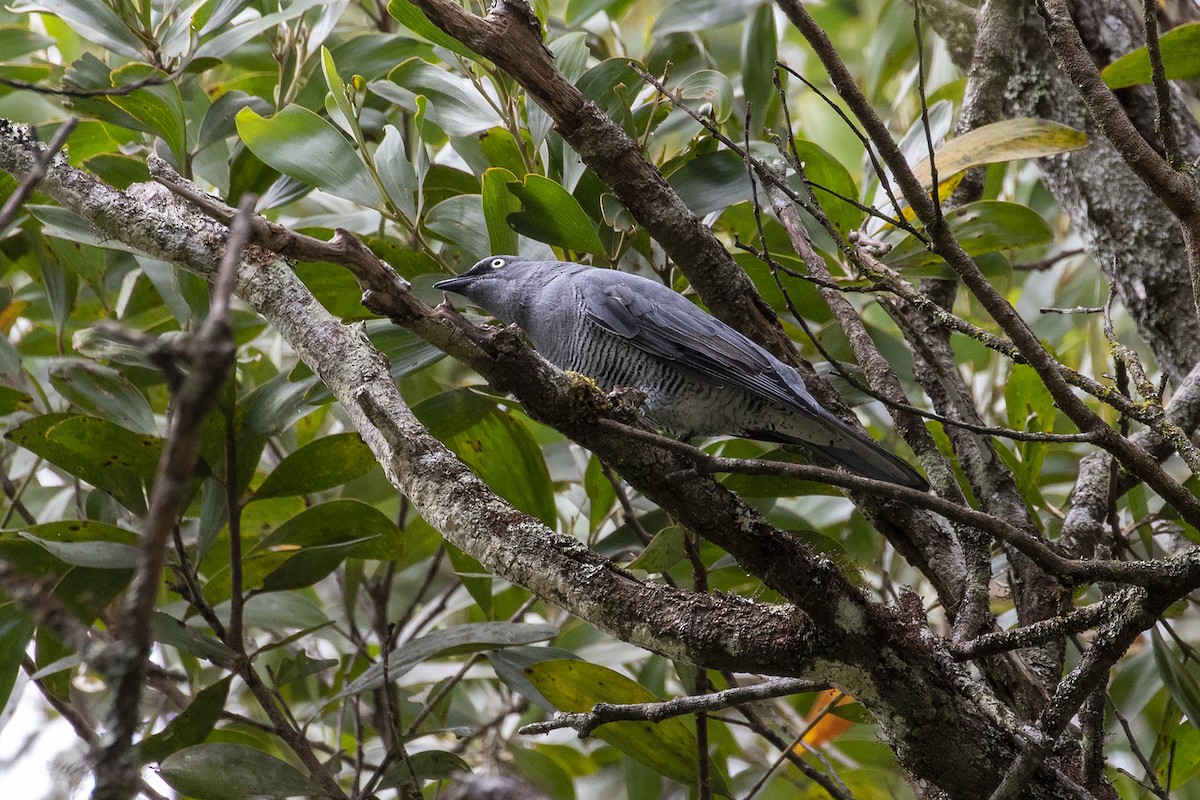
[432,275,473,294]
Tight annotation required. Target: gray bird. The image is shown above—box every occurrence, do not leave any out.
[434,256,927,490]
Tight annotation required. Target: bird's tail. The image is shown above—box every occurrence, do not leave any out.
[815,431,929,491]
[750,419,928,491]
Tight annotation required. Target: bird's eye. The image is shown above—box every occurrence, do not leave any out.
[489,258,505,269]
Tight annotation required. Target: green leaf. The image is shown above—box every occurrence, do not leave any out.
[140,676,233,764]
[10,0,142,58]
[386,0,480,61]
[109,63,187,164]
[338,621,558,698]
[626,526,687,573]
[0,26,55,60]
[791,139,862,238]
[37,236,77,337]
[446,543,493,617]
[675,69,734,123]
[424,194,489,256]
[506,174,606,255]
[482,167,521,255]
[652,0,765,34]
[882,200,1052,272]
[198,91,272,152]
[256,499,402,561]
[1103,22,1200,88]
[18,533,140,568]
[49,360,157,435]
[158,744,321,800]
[27,204,141,253]
[259,535,379,592]
[251,433,376,501]
[489,646,583,712]
[741,4,778,132]
[5,413,164,513]
[373,59,501,137]
[377,750,473,789]
[320,46,357,136]
[415,389,556,526]
[236,105,382,207]
[526,660,732,795]
[0,385,32,415]
[668,150,752,218]
[0,605,34,712]
[377,124,418,220]
[584,455,616,533]
[911,118,1088,189]
[150,613,239,664]
[1153,627,1200,734]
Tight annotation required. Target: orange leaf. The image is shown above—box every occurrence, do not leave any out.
[797,689,854,749]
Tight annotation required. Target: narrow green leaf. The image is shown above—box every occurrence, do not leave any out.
[150,613,238,664]
[386,0,479,60]
[258,536,379,592]
[158,743,320,800]
[373,59,501,137]
[18,533,140,569]
[652,0,765,34]
[320,46,357,135]
[1153,627,1200,733]
[527,660,732,795]
[10,0,142,58]
[251,433,376,501]
[0,605,34,712]
[482,167,521,255]
[1103,22,1200,88]
[236,105,381,207]
[742,4,777,132]
[109,63,187,163]
[257,501,398,559]
[377,750,473,789]
[0,26,55,60]
[338,622,558,698]
[140,676,233,763]
[49,360,157,435]
[377,124,418,220]
[506,174,606,255]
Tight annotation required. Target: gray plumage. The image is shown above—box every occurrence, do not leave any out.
[434,256,927,490]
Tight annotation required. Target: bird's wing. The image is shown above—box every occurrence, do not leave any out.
[580,278,824,419]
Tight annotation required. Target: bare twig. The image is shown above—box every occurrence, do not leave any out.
[519,677,825,737]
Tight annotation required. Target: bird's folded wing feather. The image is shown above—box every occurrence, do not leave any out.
[582,280,825,420]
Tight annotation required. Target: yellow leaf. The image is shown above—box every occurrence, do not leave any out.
[911,118,1088,190]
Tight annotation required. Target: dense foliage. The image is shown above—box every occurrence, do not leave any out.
[3,0,1200,798]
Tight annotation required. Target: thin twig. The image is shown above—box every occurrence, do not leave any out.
[519,677,825,736]
[1142,0,1182,168]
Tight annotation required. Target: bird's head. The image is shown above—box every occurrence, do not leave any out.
[433,255,568,320]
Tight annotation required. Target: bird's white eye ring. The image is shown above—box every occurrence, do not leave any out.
[489,258,505,269]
